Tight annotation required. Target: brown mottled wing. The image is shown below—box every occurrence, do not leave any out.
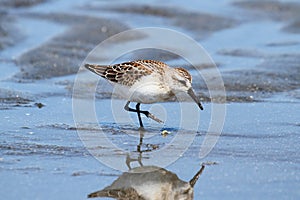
[87,188,145,200]
[85,61,154,86]
[135,59,168,67]
[135,60,168,74]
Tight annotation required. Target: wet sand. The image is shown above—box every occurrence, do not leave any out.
[0,0,300,200]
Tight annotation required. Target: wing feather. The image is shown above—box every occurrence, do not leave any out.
[88,188,145,199]
[85,60,160,86]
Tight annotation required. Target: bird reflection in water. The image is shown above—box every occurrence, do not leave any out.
[88,129,212,199]
[88,164,205,200]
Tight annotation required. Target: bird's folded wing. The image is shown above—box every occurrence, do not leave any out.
[85,61,154,87]
[87,187,145,199]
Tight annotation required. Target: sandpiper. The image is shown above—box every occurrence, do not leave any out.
[85,60,203,127]
[88,164,205,200]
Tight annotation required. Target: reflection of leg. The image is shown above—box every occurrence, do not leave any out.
[137,130,144,166]
[124,101,163,127]
[126,153,144,170]
[125,154,132,170]
[137,133,143,152]
[137,153,143,167]
[126,130,145,169]
[137,129,144,152]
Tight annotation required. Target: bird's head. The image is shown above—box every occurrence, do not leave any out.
[171,68,203,110]
[173,164,205,200]
[174,183,194,200]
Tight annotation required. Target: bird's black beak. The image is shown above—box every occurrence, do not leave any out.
[187,88,203,110]
[189,164,205,187]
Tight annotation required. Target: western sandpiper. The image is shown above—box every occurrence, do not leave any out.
[85,60,203,127]
[88,164,205,200]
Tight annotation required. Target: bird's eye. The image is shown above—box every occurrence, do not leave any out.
[183,189,190,194]
[178,80,187,86]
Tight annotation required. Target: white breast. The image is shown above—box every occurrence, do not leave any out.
[112,75,174,104]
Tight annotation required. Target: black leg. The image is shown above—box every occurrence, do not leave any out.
[124,101,144,127]
[136,103,144,127]
[124,101,163,127]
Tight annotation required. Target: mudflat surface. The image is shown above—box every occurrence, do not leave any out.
[0,0,299,200]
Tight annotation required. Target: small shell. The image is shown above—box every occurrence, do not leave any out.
[161,130,171,137]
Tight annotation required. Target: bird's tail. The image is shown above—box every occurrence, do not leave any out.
[84,63,107,78]
[87,190,108,198]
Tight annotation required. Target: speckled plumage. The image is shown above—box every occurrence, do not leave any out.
[84,59,203,126]
[85,60,170,87]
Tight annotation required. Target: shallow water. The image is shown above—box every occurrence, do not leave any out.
[0,0,300,199]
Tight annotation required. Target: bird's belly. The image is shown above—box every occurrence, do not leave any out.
[127,83,173,104]
[112,76,174,104]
